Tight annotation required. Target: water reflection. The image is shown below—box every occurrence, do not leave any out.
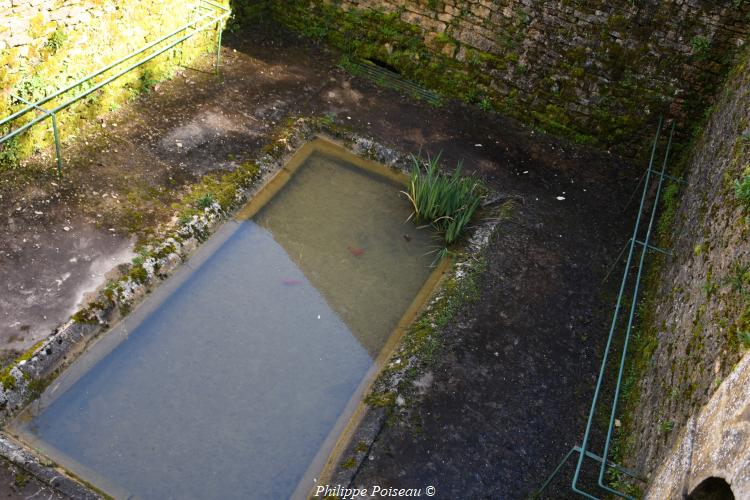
[13,147,436,499]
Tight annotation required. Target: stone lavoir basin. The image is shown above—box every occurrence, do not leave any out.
[8,138,446,499]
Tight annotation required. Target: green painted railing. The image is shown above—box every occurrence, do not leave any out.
[536,118,677,499]
[0,0,231,175]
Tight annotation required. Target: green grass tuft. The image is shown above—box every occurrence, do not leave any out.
[196,193,215,209]
[402,153,485,246]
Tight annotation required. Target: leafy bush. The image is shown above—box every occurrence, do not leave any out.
[402,153,485,245]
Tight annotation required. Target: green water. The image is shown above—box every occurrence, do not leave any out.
[11,145,437,499]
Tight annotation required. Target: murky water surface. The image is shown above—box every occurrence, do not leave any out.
[11,142,437,499]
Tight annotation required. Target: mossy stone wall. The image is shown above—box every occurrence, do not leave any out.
[621,45,750,481]
[270,0,750,154]
[0,0,227,170]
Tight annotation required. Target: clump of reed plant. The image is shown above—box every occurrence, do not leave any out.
[402,152,485,249]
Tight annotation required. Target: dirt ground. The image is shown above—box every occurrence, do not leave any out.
[0,22,639,498]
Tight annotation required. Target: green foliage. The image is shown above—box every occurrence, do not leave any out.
[45,28,67,54]
[177,160,260,223]
[320,112,336,126]
[607,467,642,498]
[178,213,194,225]
[0,136,20,171]
[738,330,750,348]
[728,304,750,352]
[734,173,750,209]
[137,69,159,95]
[196,192,215,209]
[691,35,711,60]
[0,370,16,390]
[726,261,750,297]
[303,22,329,42]
[659,419,674,434]
[657,182,680,239]
[16,75,49,101]
[402,153,485,246]
[128,264,148,284]
[71,305,100,324]
[701,278,718,298]
[433,32,452,44]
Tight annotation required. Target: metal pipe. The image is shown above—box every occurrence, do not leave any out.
[634,239,672,256]
[9,94,63,176]
[648,169,686,185]
[570,116,664,499]
[597,122,675,494]
[51,112,61,176]
[535,446,576,498]
[215,21,223,75]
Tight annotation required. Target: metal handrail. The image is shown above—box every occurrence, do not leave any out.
[536,118,677,499]
[0,0,230,175]
[596,124,675,496]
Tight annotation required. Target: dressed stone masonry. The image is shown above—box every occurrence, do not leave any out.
[272,0,750,151]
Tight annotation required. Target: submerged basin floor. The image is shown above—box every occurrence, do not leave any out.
[11,141,438,499]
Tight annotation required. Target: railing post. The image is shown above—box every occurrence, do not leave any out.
[215,21,223,76]
[10,94,64,176]
[51,112,62,176]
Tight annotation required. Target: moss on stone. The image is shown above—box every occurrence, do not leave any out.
[0,370,16,391]
[265,0,748,156]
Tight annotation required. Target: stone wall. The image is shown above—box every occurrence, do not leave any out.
[270,0,750,153]
[620,45,750,490]
[0,0,226,167]
[645,353,750,498]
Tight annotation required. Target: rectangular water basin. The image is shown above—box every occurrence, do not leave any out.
[9,137,444,499]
